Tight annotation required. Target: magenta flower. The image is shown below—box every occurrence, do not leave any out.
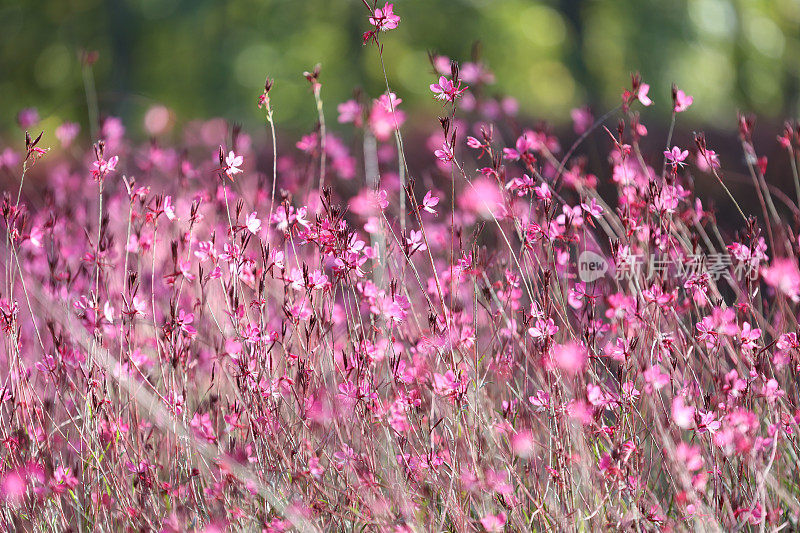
[369,94,405,141]
[50,466,79,495]
[528,390,550,412]
[375,189,389,210]
[671,396,695,429]
[16,108,39,129]
[190,412,217,443]
[430,76,467,103]
[90,155,119,182]
[466,136,482,149]
[407,230,426,254]
[761,258,800,302]
[528,317,557,339]
[176,309,197,337]
[480,512,507,532]
[636,83,652,106]
[432,370,463,399]
[55,122,80,147]
[163,195,176,220]
[673,88,693,113]
[549,342,587,375]
[664,146,688,168]
[421,190,440,214]
[245,212,262,234]
[337,99,362,126]
[434,141,454,162]
[581,197,604,218]
[225,150,244,179]
[368,3,400,31]
[503,133,535,162]
[622,74,652,109]
[570,106,593,134]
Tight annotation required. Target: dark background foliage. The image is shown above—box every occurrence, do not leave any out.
[2,0,799,138]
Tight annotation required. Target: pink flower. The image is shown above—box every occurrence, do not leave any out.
[671,396,695,429]
[421,190,440,214]
[735,503,763,526]
[296,133,317,153]
[101,116,125,144]
[333,444,357,469]
[337,99,362,126]
[176,309,197,337]
[777,332,798,351]
[163,195,176,220]
[0,469,26,503]
[245,212,262,234]
[0,148,19,169]
[308,457,324,479]
[432,370,463,399]
[225,150,243,178]
[190,412,217,443]
[466,136,483,149]
[368,3,400,32]
[604,337,630,361]
[309,269,328,290]
[696,148,721,171]
[369,94,405,141]
[528,318,558,339]
[55,122,80,147]
[696,410,720,434]
[739,321,761,351]
[664,146,689,168]
[675,442,703,472]
[376,92,402,113]
[17,108,39,129]
[430,76,468,103]
[457,177,505,219]
[479,512,507,532]
[375,190,389,210]
[643,366,670,391]
[581,197,604,218]
[407,230,426,254]
[587,384,619,410]
[337,381,358,412]
[571,106,593,134]
[503,133,535,162]
[506,174,536,196]
[90,155,119,181]
[534,182,551,201]
[673,88,693,113]
[636,83,652,106]
[511,430,534,458]
[761,378,784,405]
[549,342,587,376]
[434,141,454,162]
[621,382,640,403]
[761,258,800,302]
[622,75,652,109]
[528,390,550,412]
[50,466,79,494]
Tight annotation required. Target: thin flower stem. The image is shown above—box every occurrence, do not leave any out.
[313,84,327,194]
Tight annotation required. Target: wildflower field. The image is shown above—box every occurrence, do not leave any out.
[3,2,800,531]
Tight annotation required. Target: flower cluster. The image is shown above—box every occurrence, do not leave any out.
[2,9,800,533]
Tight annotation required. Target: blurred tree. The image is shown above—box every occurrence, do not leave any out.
[0,0,798,139]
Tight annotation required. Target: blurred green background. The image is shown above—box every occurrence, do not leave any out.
[2,0,799,139]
